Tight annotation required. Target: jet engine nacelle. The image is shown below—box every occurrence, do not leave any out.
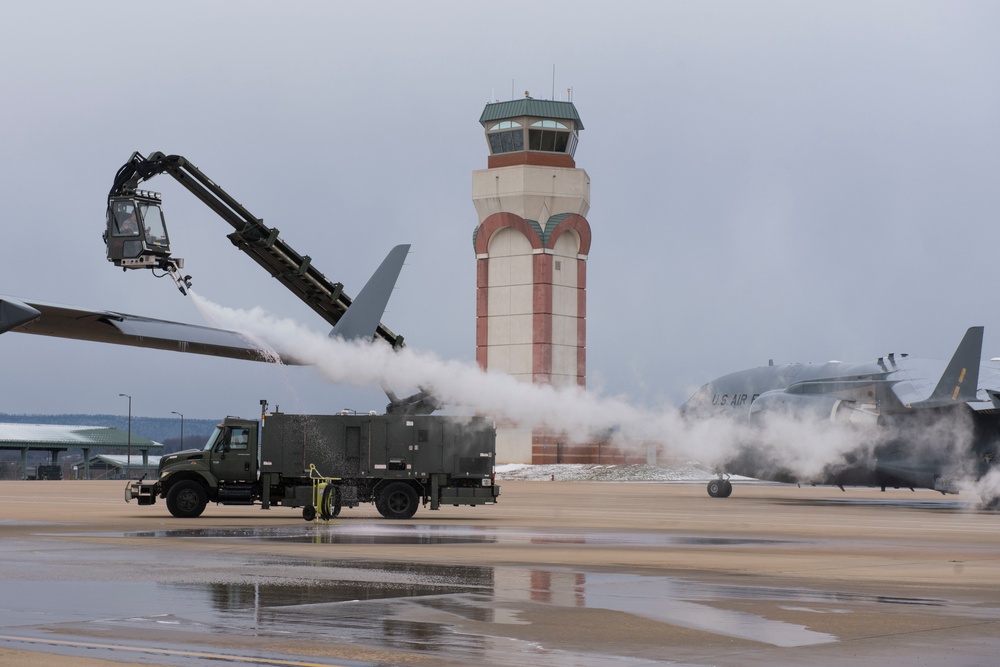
[749,391,879,427]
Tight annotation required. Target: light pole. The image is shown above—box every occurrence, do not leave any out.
[171,411,184,449]
[119,393,131,479]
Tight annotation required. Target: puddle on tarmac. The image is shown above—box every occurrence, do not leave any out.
[4,553,995,666]
[4,528,1000,666]
[116,523,794,548]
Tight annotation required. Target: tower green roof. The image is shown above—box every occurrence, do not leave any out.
[480,99,584,130]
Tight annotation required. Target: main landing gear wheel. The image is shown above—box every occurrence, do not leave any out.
[707,479,733,498]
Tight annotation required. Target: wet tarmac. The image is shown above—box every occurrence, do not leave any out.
[3,481,1000,666]
[2,522,1000,666]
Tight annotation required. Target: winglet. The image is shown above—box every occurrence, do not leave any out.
[0,298,42,334]
[330,244,409,341]
[917,326,983,406]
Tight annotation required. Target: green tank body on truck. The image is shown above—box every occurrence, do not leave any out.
[126,409,500,520]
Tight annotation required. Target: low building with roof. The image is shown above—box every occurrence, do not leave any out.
[0,423,163,479]
[82,454,163,480]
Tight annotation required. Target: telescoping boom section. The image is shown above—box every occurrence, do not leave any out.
[104,151,402,348]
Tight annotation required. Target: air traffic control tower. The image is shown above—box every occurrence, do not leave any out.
[472,96,591,464]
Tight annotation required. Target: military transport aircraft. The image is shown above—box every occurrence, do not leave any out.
[682,326,1000,503]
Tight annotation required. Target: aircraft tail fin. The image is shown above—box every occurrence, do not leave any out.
[916,326,983,407]
[330,244,409,341]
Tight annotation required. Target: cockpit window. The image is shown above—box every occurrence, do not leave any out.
[111,201,140,236]
[139,203,169,246]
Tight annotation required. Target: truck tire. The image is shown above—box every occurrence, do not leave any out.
[165,480,208,518]
[377,482,418,520]
[321,484,342,520]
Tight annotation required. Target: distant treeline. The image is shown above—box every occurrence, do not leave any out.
[0,413,219,453]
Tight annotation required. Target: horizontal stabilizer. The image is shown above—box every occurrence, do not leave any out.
[986,389,1000,409]
[913,326,983,407]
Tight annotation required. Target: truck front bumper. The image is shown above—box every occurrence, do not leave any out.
[125,480,159,506]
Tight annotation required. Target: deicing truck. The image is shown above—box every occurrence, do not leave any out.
[127,408,499,520]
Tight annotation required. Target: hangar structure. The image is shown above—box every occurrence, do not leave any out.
[85,454,163,480]
[0,423,162,480]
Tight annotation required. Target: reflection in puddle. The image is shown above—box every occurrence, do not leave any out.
[121,523,793,548]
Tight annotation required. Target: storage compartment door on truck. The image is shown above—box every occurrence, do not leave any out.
[345,421,362,474]
[209,424,256,482]
[414,417,445,473]
[382,417,432,475]
[451,417,495,478]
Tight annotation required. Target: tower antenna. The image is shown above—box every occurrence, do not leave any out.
[552,64,555,99]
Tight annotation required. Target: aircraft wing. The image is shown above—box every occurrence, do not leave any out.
[1,244,412,370]
[0,295,292,364]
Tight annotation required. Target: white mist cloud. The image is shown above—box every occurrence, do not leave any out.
[958,468,1000,508]
[189,291,987,491]
[190,290,657,438]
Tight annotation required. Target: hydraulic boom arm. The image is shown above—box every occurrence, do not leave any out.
[105,151,403,349]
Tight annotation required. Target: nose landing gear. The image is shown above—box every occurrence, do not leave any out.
[707,477,733,498]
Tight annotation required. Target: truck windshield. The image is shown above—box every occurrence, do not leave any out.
[202,427,223,451]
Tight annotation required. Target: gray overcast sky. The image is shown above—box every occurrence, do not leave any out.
[1,1,998,421]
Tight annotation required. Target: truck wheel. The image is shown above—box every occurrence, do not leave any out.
[165,480,208,518]
[377,482,418,520]
[321,484,342,520]
[302,505,316,521]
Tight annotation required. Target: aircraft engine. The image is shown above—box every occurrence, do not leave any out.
[749,391,879,427]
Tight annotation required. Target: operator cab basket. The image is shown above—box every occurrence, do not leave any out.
[105,191,174,269]
[105,190,190,294]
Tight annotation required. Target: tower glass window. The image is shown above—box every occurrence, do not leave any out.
[485,117,579,157]
[528,120,575,156]
[488,129,524,154]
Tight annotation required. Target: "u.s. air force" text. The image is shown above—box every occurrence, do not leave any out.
[710,393,759,407]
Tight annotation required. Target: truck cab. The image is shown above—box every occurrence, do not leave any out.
[206,420,258,483]
[127,417,260,517]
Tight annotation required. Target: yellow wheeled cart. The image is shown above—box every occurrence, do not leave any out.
[301,464,342,522]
